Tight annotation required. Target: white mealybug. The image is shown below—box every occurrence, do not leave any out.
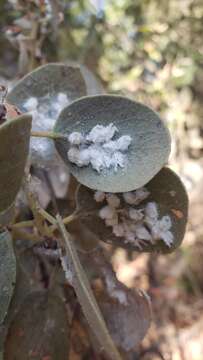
[94,191,106,202]
[106,194,120,208]
[99,205,116,220]
[67,123,132,173]
[87,123,118,143]
[128,208,144,221]
[116,135,132,151]
[24,97,38,111]
[95,186,174,249]
[68,132,84,145]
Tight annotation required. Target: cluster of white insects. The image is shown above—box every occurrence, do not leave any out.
[23,93,69,165]
[67,123,132,172]
[94,187,174,248]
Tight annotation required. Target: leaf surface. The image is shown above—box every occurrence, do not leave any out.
[77,167,188,253]
[0,231,16,326]
[0,114,31,213]
[54,95,171,192]
[7,63,87,109]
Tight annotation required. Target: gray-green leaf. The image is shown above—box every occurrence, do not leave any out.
[0,231,16,325]
[54,95,171,192]
[7,63,87,109]
[7,63,87,168]
[0,114,32,213]
[77,167,188,253]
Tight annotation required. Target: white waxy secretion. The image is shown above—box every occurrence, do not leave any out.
[94,190,106,202]
[68,132,84,145]
[23,92,70,167]
[67,123,132,173]
[96,188,174,249]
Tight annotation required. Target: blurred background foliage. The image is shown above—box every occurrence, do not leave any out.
[0,0,203,359]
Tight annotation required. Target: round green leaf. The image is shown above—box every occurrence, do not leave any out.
[7,63,87,168]
[0,231,16,326]
[54,95,171,192]
[77,167,188,253]
[0,114,32,213]
[7,63,87,109]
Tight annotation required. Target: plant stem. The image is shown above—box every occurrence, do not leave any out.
[56,214,122,360]
[38,208,56,225]
[11,220,34,229]
[31,131,67,140]
[50,212,78,233]
[12,228,40,242]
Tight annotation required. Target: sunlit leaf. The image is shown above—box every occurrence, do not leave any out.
[0,114,32,214]
[77,167,188,253]
[54,95,171,192]
[7,63,87,108]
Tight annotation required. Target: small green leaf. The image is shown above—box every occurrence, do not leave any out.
[7,63,87,110]
[77,167,188,253]
[4,292,70,360]
[0,231,16,326]
[0,114,32,213]
[54,95,171,192]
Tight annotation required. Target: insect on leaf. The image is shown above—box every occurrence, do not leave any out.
[54,95,171,192]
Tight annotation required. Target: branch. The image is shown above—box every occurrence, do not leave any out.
[56,214,122,360]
